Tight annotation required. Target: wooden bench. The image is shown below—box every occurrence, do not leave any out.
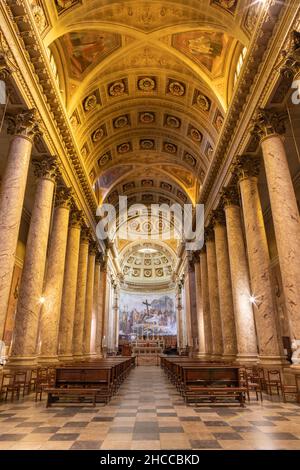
[45,387,101,407]
[181,365,246,406]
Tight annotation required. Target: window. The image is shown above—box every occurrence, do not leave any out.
[234,47,247,86]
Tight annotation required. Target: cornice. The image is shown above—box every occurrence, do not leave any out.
[199,0,298,215]
[2,0,98,233]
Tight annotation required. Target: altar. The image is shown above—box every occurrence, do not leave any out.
[131,339,164,366]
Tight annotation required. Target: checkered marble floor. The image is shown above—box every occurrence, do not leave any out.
[0,366,300,450]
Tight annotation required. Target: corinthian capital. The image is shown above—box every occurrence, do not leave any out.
[211,207,226,226]
[232,154,261,180]
[55,186,73,209]
[69,209,84,228]
[33,156,60,182]
[7,108,41,140]
[205,225,215,242]
[251,108,287,141]
[281,30,300,80]
[220,185,240,207]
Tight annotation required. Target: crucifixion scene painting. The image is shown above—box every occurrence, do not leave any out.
[119,291,177,339]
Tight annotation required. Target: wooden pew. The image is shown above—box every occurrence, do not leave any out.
[45,357,134,407]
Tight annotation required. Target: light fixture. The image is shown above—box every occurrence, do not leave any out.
[39,296,45,304]
[249,295,257,304]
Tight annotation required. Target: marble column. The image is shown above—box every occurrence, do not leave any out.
[176,281,184,351]
[194,255,206,357]
[235,154,284,364]
[73,229,90,358]
[99,258,109,355]
[222,186,258,363]
[252,109,300,366]
[199,250,213,357]
[38,187,72,363]
[58,210,83,361]
[94,255,102,357]
[83,243,97,357]
[113,285,120,352]
[206,229,223,359]
[212,211,237,361]
[184,269,193,349]
[0,109,40,340]
[9,157,59,366]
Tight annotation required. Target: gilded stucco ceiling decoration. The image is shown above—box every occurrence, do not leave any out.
[41,0,251,216]
[120,242,176,286]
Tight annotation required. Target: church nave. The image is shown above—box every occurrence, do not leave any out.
[0,366,300,451]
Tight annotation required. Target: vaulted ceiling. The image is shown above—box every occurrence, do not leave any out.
[36,0,257,216]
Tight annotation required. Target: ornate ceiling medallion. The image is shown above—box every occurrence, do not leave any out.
[165,115,181,128]
[168,80,185,96]
[109,80,126,97]
[117,142,132,154]
[92,127,104,142]
[215,113,224,131]
[140,139,155,150]
[164,142,177,154]
[161,182,172,192]
[183,152,197,167]
[189,126,202,142]
[196,93,211,111]
[139,112,155,124]
[113,114,130,128]
[83,93,97,112]
[138,77,156,91]
[98,151,112,167]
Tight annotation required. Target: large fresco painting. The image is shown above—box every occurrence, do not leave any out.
[172,31,231,76]
[59,31,121,79]
[119,290,176,339]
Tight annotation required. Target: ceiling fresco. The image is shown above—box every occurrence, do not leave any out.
[171,31,233,77]
[59,31,122,80]
[35,0,258,262]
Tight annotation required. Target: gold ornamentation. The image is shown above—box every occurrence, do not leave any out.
[33,155,60,181]
[55,186,73,209]
[183,153,196,167]
[7,109,41,140]
[233,154,261,180]
[69,209,84,228]
[98,152,112,167]
[251,108,287,140]
[164,142,177,154]
[109,80,126,97]
[140,112,155,123]
[168,80,185,96]
[83,94,97,111]
[140,139,154,150]
[113,115,129,128]
[31,5,47,33]
[138,77,156,91]
[165,115,181,128]
[117,142,131,153]
[189,127,202,142]
[197,93,211,111]
[92,127,104,142]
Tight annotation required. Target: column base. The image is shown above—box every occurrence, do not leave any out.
[258,355,289,366]
[210,353,223,361]
[38,355,59,365]
[6,355,38,367]
[58,354,74,363]
[194,352,207,359]
[222,354,237,362]
[236,353,258,365]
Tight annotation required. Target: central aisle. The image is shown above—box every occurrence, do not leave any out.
[0,365,300,450]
